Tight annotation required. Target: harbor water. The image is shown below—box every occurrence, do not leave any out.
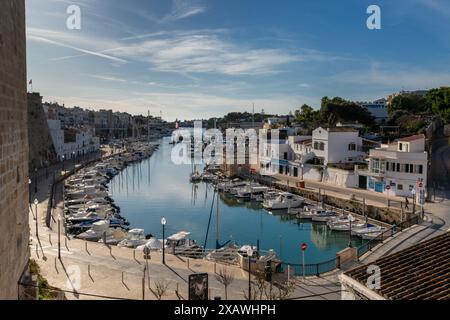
[109,137,365,265]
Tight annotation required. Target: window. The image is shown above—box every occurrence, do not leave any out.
[283,152,288,160]
[319,142,325,151]
[314,142,319,150]
[409,164,414,173]
[348,143,356,151]
[398,184,403,190]
[293,168,298,177]
[418,165,423,174]
[399,143,403,151]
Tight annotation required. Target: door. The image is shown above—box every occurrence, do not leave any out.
[358,175,367,189]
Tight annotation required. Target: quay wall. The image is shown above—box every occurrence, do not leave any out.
[0,0,30,300]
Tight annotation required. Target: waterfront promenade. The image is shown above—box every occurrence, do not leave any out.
[29,146,342,300]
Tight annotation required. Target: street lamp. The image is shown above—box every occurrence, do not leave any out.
[28,178,31,204]
[62,155,65,173]
[247,246,254,301]
[34,198,39,238]
[301,164,304,181]
[34,168,38,195]
[161,217,166,264]
[57,214,62,259]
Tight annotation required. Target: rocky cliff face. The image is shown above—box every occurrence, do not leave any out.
[27,92,57,172]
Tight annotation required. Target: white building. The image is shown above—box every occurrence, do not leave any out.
[47,119,100,161]
[311,127,366,165]
[358,134,428,197]
[357,99,388,124]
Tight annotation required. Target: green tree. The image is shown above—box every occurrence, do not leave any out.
[426,87,450,123]
[320,97,375,127]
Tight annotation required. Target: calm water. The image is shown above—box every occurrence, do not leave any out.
[109,137,364,264]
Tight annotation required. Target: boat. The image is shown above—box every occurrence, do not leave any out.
[311,210,337,222]
[136,238,164,251]
[351,225,384,237]
[190,172,202,183]
[98,229,127,245]
[164,231,203,257]
[263,192,303,210]
[76,220,111,241]
[118,229,147,248]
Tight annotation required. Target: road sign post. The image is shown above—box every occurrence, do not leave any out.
[301,243,307,280]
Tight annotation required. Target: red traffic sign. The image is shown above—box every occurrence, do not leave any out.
[386,185,391,191]
[301,243,308,251]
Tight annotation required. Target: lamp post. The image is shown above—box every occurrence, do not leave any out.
[348,214,353,248]
[57,214,62,259]
[34,168,38,195]
[301,164,304,181]
[62,155,65,173]
[28,179,31,205]
[161,217,166,264]
[34,199,39,238]
[247,246,253,300]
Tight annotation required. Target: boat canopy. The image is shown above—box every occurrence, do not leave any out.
[168,231,191,241]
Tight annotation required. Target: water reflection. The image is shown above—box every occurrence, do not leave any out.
[109,137,364,264]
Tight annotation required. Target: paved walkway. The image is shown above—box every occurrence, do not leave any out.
[30,147,341,300]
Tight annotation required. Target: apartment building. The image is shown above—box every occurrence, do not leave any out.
[359,134,428,197]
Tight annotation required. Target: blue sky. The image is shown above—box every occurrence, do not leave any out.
[26,0,450,121]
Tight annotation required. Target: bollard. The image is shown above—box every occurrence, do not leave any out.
[187,258,190,269]
[133,249,136,260]
[65,238,69,251]
[142,277,145,300]
[214,263,217,274]
[49,234,52,245]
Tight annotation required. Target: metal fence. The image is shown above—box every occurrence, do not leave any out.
[280,258,337,277]
[357,215,420,258]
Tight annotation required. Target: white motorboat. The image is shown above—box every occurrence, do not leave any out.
[263,192,303,210]
[76,220,111,241]
[190,172,202,183]
[98,229,127,245]
[311,210,337,222]
[165,231,203,256]
[136,238,164,251]
[351,225,384,237]
[118,229,147,248]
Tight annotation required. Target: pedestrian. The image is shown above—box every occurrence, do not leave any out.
[405,197,409,210]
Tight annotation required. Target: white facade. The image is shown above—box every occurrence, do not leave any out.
[311,127,366,165]
[361,135,428,197]
[47,119,100,161]
[357,99,388,124]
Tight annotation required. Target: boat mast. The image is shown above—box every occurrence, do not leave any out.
[216,188,219,248]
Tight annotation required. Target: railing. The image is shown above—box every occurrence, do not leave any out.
[280,258,337,277]
[357,215,420,259]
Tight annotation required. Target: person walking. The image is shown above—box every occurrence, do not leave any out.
[405,197,410,210]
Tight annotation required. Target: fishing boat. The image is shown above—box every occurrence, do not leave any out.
[263,192,303,210]
[351,225,385,237]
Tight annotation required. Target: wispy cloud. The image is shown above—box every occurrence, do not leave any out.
[163,0,206,22]
[330,63,450,90]
[27,34,128,64]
